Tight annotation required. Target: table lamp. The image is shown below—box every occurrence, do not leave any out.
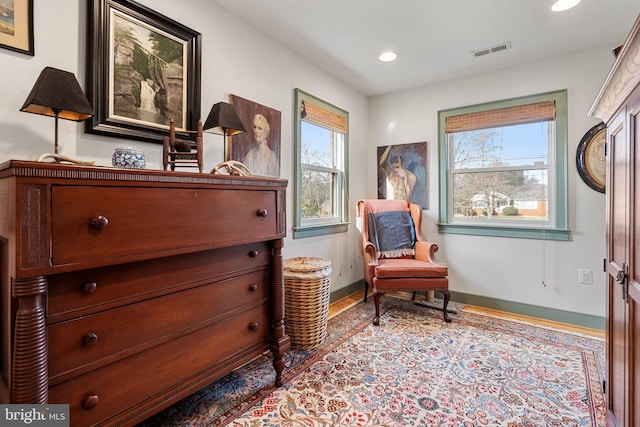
[20,66,95,165]
[203,101,246,161]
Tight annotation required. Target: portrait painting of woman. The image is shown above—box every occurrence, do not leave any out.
[229,95,281,177]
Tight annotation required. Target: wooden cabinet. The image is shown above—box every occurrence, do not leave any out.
[0,160,289,426]
[590,14,640,427]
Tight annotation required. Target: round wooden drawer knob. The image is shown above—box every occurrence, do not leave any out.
[83,333,99,347]
[83,282,98,293]
[82,394,99,410]
[249,284,258,292]
[249,322,260,332]
[257,208,268,217]
[90,216,109,230]
[249,250,259,258]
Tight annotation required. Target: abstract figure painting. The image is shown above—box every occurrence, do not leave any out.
[377,142,428,209]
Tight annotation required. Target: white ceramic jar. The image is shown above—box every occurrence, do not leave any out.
[112,147,146,169]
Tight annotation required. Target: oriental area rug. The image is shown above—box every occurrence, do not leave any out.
[140,296,605,427]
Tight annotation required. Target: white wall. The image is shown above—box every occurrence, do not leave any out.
[0,1,613,317]
[0,0,368,294]
[368,47,614,317]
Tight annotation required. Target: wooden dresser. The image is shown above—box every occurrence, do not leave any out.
[0,160,289,426]
[590,14,640,427]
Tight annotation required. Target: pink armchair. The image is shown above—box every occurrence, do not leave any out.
[357,199,451,325]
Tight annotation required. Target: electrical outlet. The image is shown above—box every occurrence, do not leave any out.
[578,269,593,285]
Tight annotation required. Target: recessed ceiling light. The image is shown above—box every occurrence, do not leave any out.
[551,0,582,12]
[378,51,397,62]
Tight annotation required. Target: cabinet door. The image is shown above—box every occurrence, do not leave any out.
[607,101,640,427]
[606,108,628,427]
[629,104,640,426]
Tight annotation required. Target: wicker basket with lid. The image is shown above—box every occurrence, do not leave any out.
[284,257,332,349]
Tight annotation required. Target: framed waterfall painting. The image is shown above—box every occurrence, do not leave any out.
[0,0,34,56]
[86,0,201,143]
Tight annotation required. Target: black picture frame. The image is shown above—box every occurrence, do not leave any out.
[576,122,606,193]
[86,0,201,143]
[0,0,34,56]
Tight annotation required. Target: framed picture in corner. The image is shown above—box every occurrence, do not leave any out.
[0,0,34,56]
[86,0,201,143]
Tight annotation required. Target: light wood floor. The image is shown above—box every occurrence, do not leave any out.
[328,290,605,339]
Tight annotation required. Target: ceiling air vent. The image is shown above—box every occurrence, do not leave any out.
[472,41,512,58]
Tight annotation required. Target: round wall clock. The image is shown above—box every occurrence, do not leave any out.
[576,122,606,193]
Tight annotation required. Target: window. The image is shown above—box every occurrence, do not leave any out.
[438,90,569,240]
[293,89,349,238]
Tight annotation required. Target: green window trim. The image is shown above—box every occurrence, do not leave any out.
[437,90,570,240]
[293,222,350,239]
[436,223,571,241]
[293,89,350,239]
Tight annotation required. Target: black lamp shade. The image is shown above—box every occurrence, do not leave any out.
[203,102,246,136]
[20,66,93,121]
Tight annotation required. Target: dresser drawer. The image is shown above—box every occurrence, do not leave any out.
[48,269,268,381]
[47,242,271,320]
[51,186,277,265]
[48,304,270,427]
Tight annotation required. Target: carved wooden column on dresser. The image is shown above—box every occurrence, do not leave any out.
[0,160,290,426]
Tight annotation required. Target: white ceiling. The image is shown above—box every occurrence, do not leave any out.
[213,0,640,96]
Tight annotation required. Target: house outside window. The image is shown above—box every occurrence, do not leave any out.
[438,90,569,240]
[293,89,349,238]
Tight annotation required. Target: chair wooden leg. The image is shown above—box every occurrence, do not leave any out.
[373,292,384,326]
[411,291,417,301]
[363,281,369,302]
[440,289,452,323]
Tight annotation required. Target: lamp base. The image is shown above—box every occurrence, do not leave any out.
[36,153,96,166]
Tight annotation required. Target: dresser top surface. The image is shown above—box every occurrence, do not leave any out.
[0,160,288,188]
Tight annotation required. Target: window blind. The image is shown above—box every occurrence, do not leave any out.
[445,101,555,134]
[301,100,348,133]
